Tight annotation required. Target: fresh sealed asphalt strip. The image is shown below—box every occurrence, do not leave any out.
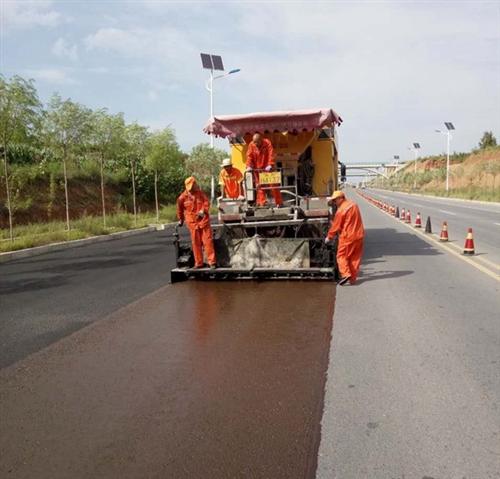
[1,281,336,479]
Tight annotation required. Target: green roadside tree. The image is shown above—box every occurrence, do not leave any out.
[43,94,92,231]
[0,75,42,240]
[88,109,126,226]
[478,131,497,149]
[145,128,184,222]
[124,123,150,225]
[185,143,229,194]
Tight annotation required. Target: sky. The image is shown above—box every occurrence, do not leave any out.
[1,0,499,168]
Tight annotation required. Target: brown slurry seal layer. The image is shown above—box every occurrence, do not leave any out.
[0,281,335,479]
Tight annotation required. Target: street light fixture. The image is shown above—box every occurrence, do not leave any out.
[200,53,241,148]
[435,122,455,192]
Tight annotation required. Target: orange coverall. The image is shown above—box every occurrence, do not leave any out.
[219,166,243,199]
[246,138,283,206]
[177,189,216,268]
[327,199,364,283]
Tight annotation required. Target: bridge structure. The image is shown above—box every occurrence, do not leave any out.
[344,162,408,179]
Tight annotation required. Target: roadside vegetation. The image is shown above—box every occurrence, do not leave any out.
[0,75,228,252]
[374,133,500,202]
[0,207,180,253]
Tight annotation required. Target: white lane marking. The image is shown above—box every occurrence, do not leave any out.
[495,223,500,226]
[362,195,500,282]
[438,209,457,216]
[446,242,500,270]
[369,189,500,213]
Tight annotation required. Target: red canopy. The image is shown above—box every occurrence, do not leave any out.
[203,108,342,138]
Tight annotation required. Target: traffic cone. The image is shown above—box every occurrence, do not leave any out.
[405,210,411,224]
[414,212,422,228]
[463,228,475,255]
[425,216,432,233]
[395,206,399,218]
[400,208,405,220]
[439,221,449,242]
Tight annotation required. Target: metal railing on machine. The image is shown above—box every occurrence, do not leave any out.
[243,167,300,208]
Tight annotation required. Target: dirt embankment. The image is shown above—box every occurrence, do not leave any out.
[388,147,500,199]
[0,177,153,228]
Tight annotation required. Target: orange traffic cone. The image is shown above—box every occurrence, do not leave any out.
[414,212,422,228]
[463,228,475,255]
[405,210,411,224]
[439,221,449,242]
[400,208,405,220]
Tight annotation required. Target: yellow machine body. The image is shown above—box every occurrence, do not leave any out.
[229,130,338,196]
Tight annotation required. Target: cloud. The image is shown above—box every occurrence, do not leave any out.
[147,90,159,101]
[83,26,201,83]
[24,68,78,85]
[52,38,78,61]
[84,26,196,60]
[1,0,63,31]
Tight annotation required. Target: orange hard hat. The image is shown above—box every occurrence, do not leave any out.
[185,176,196,191]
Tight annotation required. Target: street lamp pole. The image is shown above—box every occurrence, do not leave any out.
[413,150,417,189]
[446,130,450,191]
[410,143,421,190]
[436,122,455,193]
[205,69,240,148]
[208,70,214,147]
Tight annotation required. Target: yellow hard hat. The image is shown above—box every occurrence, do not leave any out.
[185,176,196,191]
[330,190,345,201]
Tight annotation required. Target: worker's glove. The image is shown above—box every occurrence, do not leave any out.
[264,165,272,172]
[324,237,332,245]
[237,195,245,200]
[177,220,184,227]
[197,210,205,218]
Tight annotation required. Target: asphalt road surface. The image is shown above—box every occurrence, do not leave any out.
[1,192,499,478]
[365,188,500,265]
[317,192,500,478]
[0,229,179,368]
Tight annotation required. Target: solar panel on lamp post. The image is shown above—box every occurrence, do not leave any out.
[435,122,454,192]
[200,53,240,148]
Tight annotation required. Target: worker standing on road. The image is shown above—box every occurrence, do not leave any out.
[219,158,244,199]
[246,133,283,207]
[325,191,364,285]
[177,176,217,269]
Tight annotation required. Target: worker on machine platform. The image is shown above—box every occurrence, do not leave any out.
[245,133,283,207]
[219,158,244,199]
[176,176,216,269]
[325,191,364,285]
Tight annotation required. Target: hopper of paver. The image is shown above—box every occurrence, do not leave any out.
[170,108,342,283]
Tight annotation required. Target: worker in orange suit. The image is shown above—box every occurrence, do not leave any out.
[177,176,217,269]
[325,191,364,285]
[219,158,244,199]
[246,133,283,207]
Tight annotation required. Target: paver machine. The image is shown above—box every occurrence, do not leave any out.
[171,108,343,282]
